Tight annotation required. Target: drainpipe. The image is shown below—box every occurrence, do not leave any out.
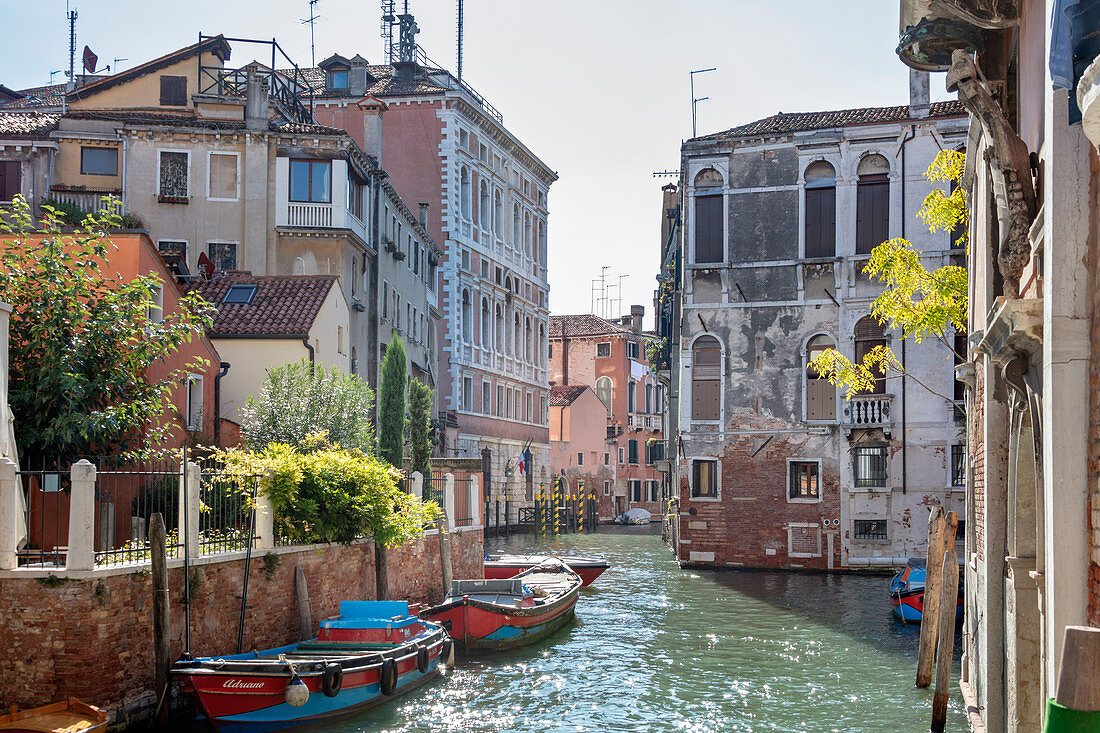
[302,338,315,365]
[899,123,917,495]
[213,361,231,446]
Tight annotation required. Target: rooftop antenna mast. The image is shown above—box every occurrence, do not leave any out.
[690,67,716,138]
[381,0,397,63]
[301,0,321,69]
[456,0,463,80]
[66,2,78,82]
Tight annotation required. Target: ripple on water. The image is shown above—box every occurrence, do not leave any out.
[196,529,967,733]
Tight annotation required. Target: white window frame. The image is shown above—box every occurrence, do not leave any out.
[156,148,192,199]
[596,341,611,358]
[206,240,240,273]
[853,518,890,542]
[147,283,164,324]
[787,522,822,558]
[186,373,203,431]
[688,333,724,427]
[688,456,721,502]
[206,151,241,202]
[785,458,823,504]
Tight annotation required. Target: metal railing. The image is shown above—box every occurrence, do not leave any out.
[197,458,259,556]
[16,460,72,568]
[93,458,184,567]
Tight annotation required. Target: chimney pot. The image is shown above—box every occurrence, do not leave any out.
[630,305,644,333]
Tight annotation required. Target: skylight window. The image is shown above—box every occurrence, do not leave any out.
[223,284,258,305]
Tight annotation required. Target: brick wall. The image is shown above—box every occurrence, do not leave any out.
[0,530,482,727]
[678,433,841,570]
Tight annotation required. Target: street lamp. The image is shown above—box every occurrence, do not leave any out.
[690,67,716,138]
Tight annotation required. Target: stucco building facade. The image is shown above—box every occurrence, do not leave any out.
[667,83,968,570]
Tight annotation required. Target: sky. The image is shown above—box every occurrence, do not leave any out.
[0,0,954,324]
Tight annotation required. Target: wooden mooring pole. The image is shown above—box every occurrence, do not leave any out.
[294,564,312,641]
[150,512,171,730]
[930,512,959,733]
[916,506,947,688]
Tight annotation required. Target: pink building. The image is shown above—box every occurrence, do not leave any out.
[549,311,666,520]
[305,24,556,512]
[549,385,609,510]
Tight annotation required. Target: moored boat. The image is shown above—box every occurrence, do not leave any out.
[483,553,610,586]
[889,557,964,623]
[0,697,107,733]
[171,601,452,733]
[422,560,582,651]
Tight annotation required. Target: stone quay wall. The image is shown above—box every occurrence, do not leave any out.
[0,527,483,728]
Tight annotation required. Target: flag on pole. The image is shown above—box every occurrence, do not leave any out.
[516,438,532,475]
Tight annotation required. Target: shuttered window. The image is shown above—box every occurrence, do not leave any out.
[805,186,836,257]
[856,175,889,254]
[806,335,836,421]
[0,161,20,200]
[854,317,887,395]
[692,336,721,420]
[628,439,638,465]
[160,75,188,106]
[693,194,723,264]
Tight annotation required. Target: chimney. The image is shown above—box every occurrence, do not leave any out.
[909,68,930,119]
[630,305,644,334]
[418,202,429,228]
[349,55,369,96]
[356,97,387,162]
[245,68,269,132]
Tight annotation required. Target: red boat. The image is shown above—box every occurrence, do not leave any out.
[171,601,452,733]
[483,553,610,586]
[421,560,582,651]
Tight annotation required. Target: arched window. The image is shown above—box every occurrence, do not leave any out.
[481,298,491,348]
[479,180,490,230]
[805,334,836,421]
[693,169,723,264]
[691,336,721,420]
[524,317,533,362]
[537,220,546,266]
[513,313,522,358]
[523,212,532,257]
[512,203,521,247]
[493,190,503,238]
[538,324,546,366]
[804,161,836,258]
[495,303,504,351]
[460,166,471,221]
[854,317,887,394]
[595,376,613,417]
[461,289,472,342]
[856,154,890,254]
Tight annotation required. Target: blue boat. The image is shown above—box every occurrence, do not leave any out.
[171,601,452,732]
[889,557,964,623]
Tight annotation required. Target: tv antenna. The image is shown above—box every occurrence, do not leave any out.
[690,67,716,137]
[66,3,78,81]
[301,0,321,69]
[456,0,463,80]
[113,57,128,72]
[652,170,678,178]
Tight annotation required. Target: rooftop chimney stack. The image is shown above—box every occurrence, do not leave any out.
[910,68,930,119]
[244,67,269,132]
[630,305,644,334]
[418,202,429,228]
[356,97,387,162]
[349,55,369,97]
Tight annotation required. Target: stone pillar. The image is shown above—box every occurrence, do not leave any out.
[443,473,456,532]
[180,461,201,559]
[0,457,18,569]
[468,475,481,526]
[66,459,96,571]
[410,471,424,502]
[255,479,274,551]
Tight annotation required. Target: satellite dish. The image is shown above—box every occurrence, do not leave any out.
[82,46,98,74]
[196,252,215,279]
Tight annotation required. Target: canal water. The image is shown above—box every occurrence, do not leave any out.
[312,526,967,733]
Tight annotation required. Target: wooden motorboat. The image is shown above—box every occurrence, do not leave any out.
[889,558,963,623]
[171,601,452,733]
[0,697,107,733]
[421,559,582,652]
[483,553,610,586]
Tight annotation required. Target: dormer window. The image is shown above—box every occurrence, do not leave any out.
[329,69,348,89]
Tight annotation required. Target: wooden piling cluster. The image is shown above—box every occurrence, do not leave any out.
[915,507,959,733]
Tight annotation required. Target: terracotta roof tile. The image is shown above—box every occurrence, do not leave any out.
[60,109,345,136]
[0,83,66,110]
[549,314,636,339]
[189,273,337,337]
[696,100,967,142]
[550,385,589,406]
[0,112,59,137]
[285,65,449,99]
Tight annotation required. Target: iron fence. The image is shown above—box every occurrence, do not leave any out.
[15,460,70,568]
[197,457,259,556]
[93,458,183,567]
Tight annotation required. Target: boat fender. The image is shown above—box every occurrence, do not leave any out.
[380,657,398,696]
[416,645,430,674]
[441,638,454,668]
[285,673,309,708]
[322,663,343,697]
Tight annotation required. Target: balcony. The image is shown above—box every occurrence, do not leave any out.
[48,189,126,215]
[842,395,893,434]
[288,202,332,227]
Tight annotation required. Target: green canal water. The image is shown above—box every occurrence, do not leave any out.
[313,526,967,733]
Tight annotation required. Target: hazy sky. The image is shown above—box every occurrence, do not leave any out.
[1,0,953,323]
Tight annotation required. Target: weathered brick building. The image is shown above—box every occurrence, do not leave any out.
[666,78,967,570]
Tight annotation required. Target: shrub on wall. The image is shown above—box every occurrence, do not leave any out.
[221,436,438,546]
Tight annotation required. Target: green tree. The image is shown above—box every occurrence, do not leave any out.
[407,378,433,479]
[378,337,407,468]
[810,150,968,402]
[0,195,213,461]
[240,360,374,451]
